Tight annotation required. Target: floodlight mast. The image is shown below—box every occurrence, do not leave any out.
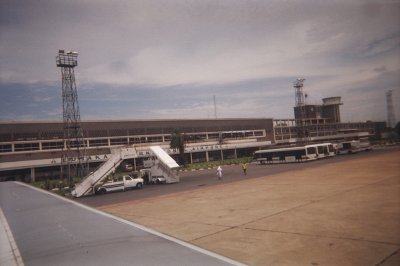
[56,50,78,68]
[294,78,306,107]
[386,90,396,128]
[293,78,308,143]
[56,49,86,189]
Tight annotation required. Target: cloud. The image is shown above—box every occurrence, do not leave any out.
[360,34,400,58]
[33,96,52,103]
[0,82,61,121]
[0,0,399,123]
[373,66,388,73]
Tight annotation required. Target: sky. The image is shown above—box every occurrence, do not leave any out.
[1,0,399,123]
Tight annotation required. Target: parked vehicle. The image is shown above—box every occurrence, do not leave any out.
[124,164,133,171]
[307,143,335,158]
[72,146,178,198]
[72,147,138,198]
[253,143,337,164]
[139,146,180,184]
[253,145,318,164]
[337,140,372,154]
[95,175,143,194]
[140,168,166,184]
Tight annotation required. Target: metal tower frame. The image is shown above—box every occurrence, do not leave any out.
[56,50,86,188]
[386,90,396,128]
[294,78,308,141]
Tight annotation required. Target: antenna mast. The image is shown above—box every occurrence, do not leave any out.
[213,95,217,119]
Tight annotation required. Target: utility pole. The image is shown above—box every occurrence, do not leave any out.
[56,50,86,189]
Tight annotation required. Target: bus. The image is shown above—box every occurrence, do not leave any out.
[253,145,318,164]
[337,139,371,154]
[307,143,335,158]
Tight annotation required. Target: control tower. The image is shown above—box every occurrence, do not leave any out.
[322,97,343,123]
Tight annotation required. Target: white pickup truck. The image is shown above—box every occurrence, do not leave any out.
[95,175,143,194]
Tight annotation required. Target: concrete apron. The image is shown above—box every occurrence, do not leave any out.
[100,151,400,266]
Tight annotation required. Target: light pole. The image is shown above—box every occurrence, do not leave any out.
[56,50,86,189]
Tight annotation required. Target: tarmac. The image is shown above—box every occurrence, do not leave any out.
[0,207,23,266]
[0,182,243,266]
[99,149,400,266]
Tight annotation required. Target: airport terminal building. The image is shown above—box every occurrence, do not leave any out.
[0,116,381,181]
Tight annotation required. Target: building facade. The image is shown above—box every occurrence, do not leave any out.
[294,96,343,123]
[0,119,274,181]
[0,117,382,182]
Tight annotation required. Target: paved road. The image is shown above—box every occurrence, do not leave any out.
[76,148,398,207]
[0,182,243,266]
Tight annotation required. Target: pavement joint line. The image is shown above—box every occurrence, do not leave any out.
[191,174,399,243]
[191,227,237,242]
[96,179,256,209]
[101,163,400,246]
[0,207,24,266]
[242,227,400,247]
[97,152,399,210]
[14,181,246,266]
[104,211,234,229]
[375,247,400,266]
[235,174,399,230]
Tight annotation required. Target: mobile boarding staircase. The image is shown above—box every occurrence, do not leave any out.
[149,146,180,183]
[72,147,137,197]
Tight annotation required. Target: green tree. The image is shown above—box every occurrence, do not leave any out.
[170,129,186,165]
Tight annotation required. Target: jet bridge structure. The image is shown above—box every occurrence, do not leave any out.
[71,146,180,197]
[72,147,137,197]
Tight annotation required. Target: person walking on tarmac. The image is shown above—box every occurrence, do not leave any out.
[242,163,248,176]
[216,166,223,180]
